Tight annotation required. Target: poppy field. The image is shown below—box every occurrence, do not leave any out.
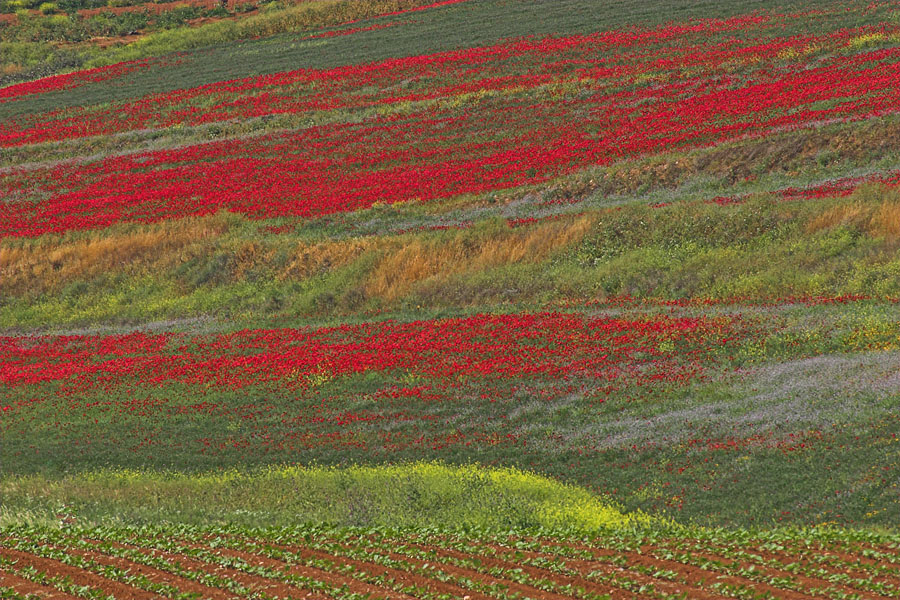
[3,298,899,529]
[4,4,900,237]
[3,0,900,596]
[3,310,743,471]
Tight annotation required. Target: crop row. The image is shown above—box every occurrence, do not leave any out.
[2,526,900,599]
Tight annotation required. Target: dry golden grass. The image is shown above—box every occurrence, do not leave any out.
[230,241,277,281]
[280,238,375,281]
[366,215,595,301]
[871,198,900,238]
[805,184,900,239]
[0,216,228,294]
[0,213,593,300]
[805,202,870,234]
[0,64,24,77]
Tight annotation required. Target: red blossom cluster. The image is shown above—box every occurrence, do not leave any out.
[779,169,900,200]
[3,9,900,237]
[0,13,870,145]
[0,57,179,103]
[696,169,900,206]
[1,312,737,393]
[2,312,746,455]
[0,0,469,105]
[5,8,900,237]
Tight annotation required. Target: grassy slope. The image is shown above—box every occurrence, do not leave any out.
[0,0,466,86]
[4,178,900,330]
[0,0,874,117]
[4,300,899,528]
[3,0,900,533]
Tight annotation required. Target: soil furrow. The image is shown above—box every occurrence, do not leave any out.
[84,537,333,600]
[186,541,423,600]
[562,540,830,600]
[810,543,900,574]
[204,534,503,600]
[846,542,900,559]
[477,538,818,600]
[669,546,892,600]
[397,539,678,600]
[811,550,900,586]
[269,538,642,600]
[672,540,900,595]
[418,538,729,600]
[4,531,894,600]
[0,569,81,599]
[0,547,163,600]
[40,542,240,600]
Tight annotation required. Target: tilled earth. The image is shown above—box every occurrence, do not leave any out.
[2,528,899,599]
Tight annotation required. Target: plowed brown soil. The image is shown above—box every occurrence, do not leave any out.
[663,544,891,599]
[195,540,450,600]
[838,540,900,564]
[676,538,900,596]
[400,540,663,600]
[41,542,240,600]
[436,538,727,600]
[0,569,81,599]
[476,536,825,600]
[273,539,580,600]
[559,540,825,600]
[3,533,898,600]
[0,547,162,600]
[85,537,333,599]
